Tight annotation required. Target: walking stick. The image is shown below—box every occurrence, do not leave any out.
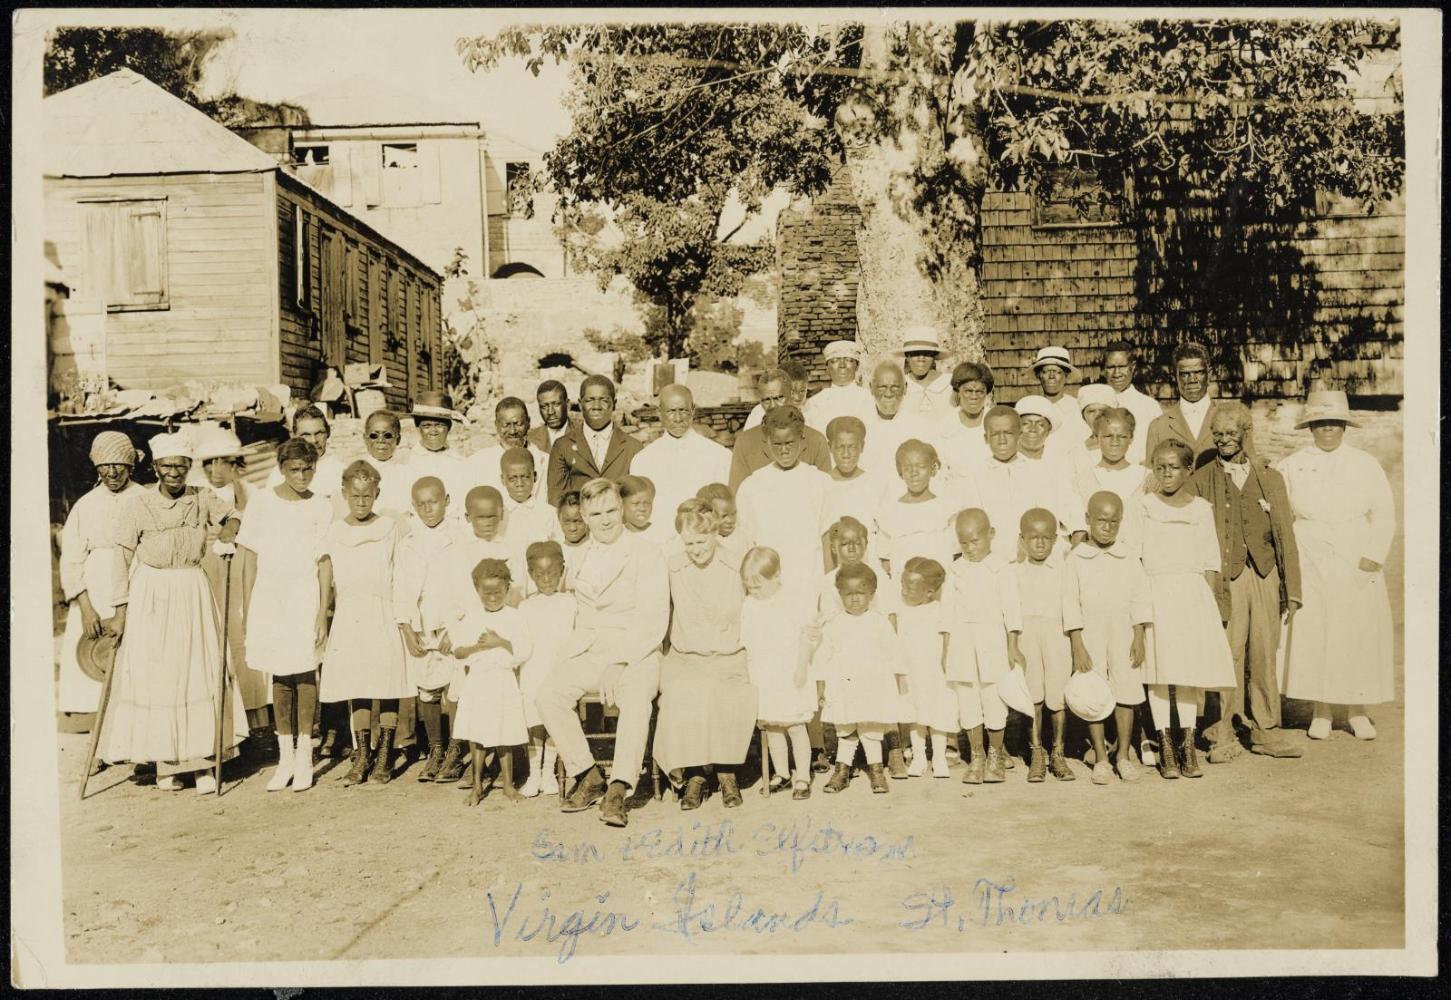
[78,648,118,801]
[214,547,235,795]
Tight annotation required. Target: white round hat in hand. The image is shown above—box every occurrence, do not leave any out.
[1064,671,1115,722]
[996,664,1036,717]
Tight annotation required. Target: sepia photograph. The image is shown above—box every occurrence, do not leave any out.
[9,5,1440,987]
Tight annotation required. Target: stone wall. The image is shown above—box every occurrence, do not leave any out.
[775,165,861,385]
[627,402,755,448]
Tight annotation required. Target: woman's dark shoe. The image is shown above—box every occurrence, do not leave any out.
[341,731,372,787]
[1180,733,1203,778]
[867,763,889,793]
[718,772,743,808]
[1157,730,1181,779]
[767,775,792,795]
[435,740,467,783]
[368,726,396,785]
[823,763,852,794]
[680,775,708,810]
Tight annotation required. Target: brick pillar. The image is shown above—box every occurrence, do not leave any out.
[776,164,861,389]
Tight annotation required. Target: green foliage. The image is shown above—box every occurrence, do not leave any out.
[440,249,497,411]
[44,25,308,126]
[583,325,654,364]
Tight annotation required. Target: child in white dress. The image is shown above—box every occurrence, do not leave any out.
[818,517,899,616]
[236,438,332,793]
[1011,507,1076,785]
[875,439,959,583]
[391,476,462,783]
[811,563,905,796]
[448,558,533,805]
[319,461,411,787]
[740,547,819,800]
[1064,490,1153,785]
[517,541,575,798]
[895,557,955,778]
[946,508,1025,785]
[1139,440,1235,780]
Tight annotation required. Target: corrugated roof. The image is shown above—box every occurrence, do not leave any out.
[44,69,280,177]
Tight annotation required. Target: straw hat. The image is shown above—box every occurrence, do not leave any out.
[410,390,464,423]
[893,326,944,356]
[996,665,1036,718]
[1294,389,1360,429]
[76,632,119,684]
[1064,671,1115,723]
[1030,345,1078,375]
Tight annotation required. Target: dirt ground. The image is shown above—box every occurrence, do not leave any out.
[52,423,1407,967]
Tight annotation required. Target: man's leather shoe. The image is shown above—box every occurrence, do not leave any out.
[561,765,606,813]
[600,781,629,826]
[718,771,743,808]
[680,775,708,811]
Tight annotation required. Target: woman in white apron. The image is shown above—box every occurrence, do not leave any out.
[1274,391,1396,741]
[57,431,145,719]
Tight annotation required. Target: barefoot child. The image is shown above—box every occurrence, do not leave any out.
[1063,491,1153,784]
[945,509,1025,785]
[449,558,533,805]
[236,438,333,792]
[740,546,819,800]
[896,557,955,778]
[811,563,905,795]
[1138,441,1236,779]
[392,477,462,782]
[319,461,411,787]
[1011,508,1075,784]
[517,541,575,797]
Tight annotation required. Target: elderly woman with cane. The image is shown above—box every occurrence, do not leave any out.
[96,432,250,793]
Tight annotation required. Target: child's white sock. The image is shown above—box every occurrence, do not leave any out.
[1174,687,1199,728]
[930,730,951,777]
[766,728,792,777]
[836,736,860,767]
[908,726,927,775]
[787,724,812,783]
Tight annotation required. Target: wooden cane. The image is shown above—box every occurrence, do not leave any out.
[213,550,234,795]
[78,649,118,801]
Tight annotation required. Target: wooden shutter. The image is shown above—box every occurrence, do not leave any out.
[404,274,416,397]
[332,143,353,206]
[322,229,347,365]
[123,201,168,308]
[367,251,383,366]
[81,203,118,305]
[293,207,308,310]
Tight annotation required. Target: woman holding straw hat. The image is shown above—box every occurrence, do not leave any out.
[1274,390,1396,741]
[57,431,146,719]
[98,431,250,792]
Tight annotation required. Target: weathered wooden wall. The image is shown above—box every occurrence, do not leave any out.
[275,174,443,410]
[44,172,276,388]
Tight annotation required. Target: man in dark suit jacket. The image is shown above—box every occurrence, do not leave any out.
[1190,402,1303,762]
[528,379,579,455]
[1145,341,1224,469]
[547,374,644,505]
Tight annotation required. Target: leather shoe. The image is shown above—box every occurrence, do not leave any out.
[961,755,984,785]
[823,763,851,794]
[886,748,909,780]
[718,772,743,808]
[1049,749,1075,782]
[867,763,889,794]
[1027,746,1047,783]
[561,765,607,813]
[600,781,629,827]
[792,780,811,800]
[984,747,1006,783]
[1250,732,1304,758]
[680,775,708,810]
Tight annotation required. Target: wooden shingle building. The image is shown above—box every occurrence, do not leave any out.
[43,69,443,410]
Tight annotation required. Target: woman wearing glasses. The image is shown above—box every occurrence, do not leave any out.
[361,410,416,521]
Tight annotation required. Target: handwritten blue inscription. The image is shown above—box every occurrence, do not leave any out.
[900,878,1127,932]
[652,871,853,943]
[486,882,640,964]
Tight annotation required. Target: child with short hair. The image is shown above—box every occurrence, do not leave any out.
[1012,508,1075,783]
[499,447,559,552]
[236,437,332,792]
[1064,491,1153,784]
[1138,440,1236,779]
[818,516,896,615]
[875,440,958,583]
[618,475,656,535]
[319,460,411,787]
[945,508,1025,784]
[695,482,746,563]
[1075,408,1152,551]
[556,491,589,551]
[392,476,462,783]
[735,406,833,602]
[740,546,818,800]
[810,563,906,795]
[822,417,886,561]
[896,557,955,778]
[448,558,533,805]
[516,541,575,798]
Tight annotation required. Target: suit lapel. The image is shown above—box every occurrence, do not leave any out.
[600,423,629,476]
[569,425,601,478]
[1165,403,1193,445]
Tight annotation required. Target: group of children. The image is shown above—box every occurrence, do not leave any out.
[224,357,1236,810]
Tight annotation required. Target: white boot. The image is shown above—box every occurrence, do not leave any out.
[267,735,295,791]
[539,742,560,796]
[1347,707,1376,741]
[907,728,927,777]
[292,734,315,791]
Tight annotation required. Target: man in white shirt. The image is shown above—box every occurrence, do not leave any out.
[465,396,551,504]
[743,359,811,431]
[803,340,875,434]
[633,384,731,546]
[1145,341,1223,470]
[1100,340,1164,467]
[862,360,942,483]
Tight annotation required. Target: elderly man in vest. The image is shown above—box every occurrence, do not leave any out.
[1191,403,1303,762]
[1146,341,1223,470]
[633,384,731,547]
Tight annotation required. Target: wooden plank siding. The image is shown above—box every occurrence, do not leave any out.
[979,190,1405,400]
[44,172,276,389]
[274,174,443,409]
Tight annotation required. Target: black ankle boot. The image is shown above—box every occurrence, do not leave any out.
[1157,729,1181,779]
[1179,731,1203,778]
[341,731,372,786]
[369,727,396,785]
[417,742,445,782]
[435,739,467,783]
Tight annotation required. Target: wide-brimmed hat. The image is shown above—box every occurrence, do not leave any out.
[1294,389,1360,429]
[893,326,944,356]
[410,390,464,423]
[1030,345,1078,375]
[997,664,1036,717]
[191,423,245,464]
[76,632,119,683]
[822,340,862,362]
[1065,671,1115,722]
[1014,394,1057,428]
